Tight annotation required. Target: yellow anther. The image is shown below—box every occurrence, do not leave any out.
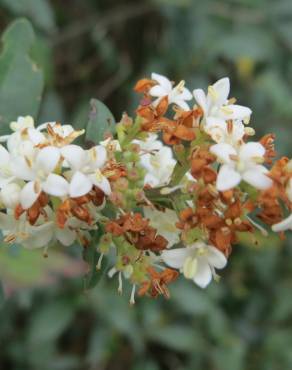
[208,85,218,100]
[225,218,233,226]
[234,218,242,226]
[221,106,233,115]
[176,80,185,93]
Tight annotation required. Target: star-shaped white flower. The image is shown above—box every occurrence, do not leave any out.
[149,72,192,110]
[204,118,246,145]
[143,207,180,247]
[0,209,77,249]
[61,144,111,197]
[140,146,176,188]
[11,146,68,209]
[193,77,252,123]
[162,241,227,288]
[210,142,273,192]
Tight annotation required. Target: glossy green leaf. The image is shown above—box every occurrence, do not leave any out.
[0,18,44,134]
[85,98,116,146]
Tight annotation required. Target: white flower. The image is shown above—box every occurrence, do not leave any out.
[61,144,111,197]
[149,73,192,110]
[140,146,176,187]
[0,211,54,248]
[210,142,273,192]
[100,137,121,154]
[204,118,246,145]
[10,116,35,132]
[36,121,84,144]
[193,77,252,123]
[143,207,180,247]
[134,133,176,187]
[162,241,227,288]
[11,146,68,209]
[133,133,163,152]
[0,116,46,151]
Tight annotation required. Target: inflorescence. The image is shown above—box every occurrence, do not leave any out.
[0,73,291,303]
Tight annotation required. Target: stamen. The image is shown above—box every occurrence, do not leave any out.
[118,272,123,294]
[96,253,104,270]
[108,267,117,278]
[129,284,136,305]
[246,216,268,237]
[176,80,185,93]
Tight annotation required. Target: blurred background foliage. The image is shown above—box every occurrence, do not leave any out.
[0,0,292,369]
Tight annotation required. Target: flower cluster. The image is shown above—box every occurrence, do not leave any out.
[1,73,291,303]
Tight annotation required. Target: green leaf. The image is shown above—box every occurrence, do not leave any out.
[85,98,116,146]
[27,301,75,344]
[0,18,44,134]
[146,325,201,352]
[82,231,107,289]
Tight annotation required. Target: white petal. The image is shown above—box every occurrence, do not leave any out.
[61,145,87,171]
[20,181,41,209]
[55,227,76,246]
[272,214,292,232]
[193,88,208,113]
[42,174,69,197]
[207,246,227,269]
[205,116,227,129]
[242,165,272,190]
[89,173,111,195]
[144,173,160,187]
[69,171,92,198]
[161,248,192,269]
[210,143,237,164]
[216,164,241,191]
[220,104,252,120]
[193,260,212,288]
[87,145,107,168]
[36,146,60,174]
[212,77,230,106]
[239,142,265,162]
[149,85,168,97]
[151,72,172,92]
[11,157,35,181]
[0,145,9,163]
[0,183,21,208]
[172,98,190,111]
[27,128,46,145]
[180,87,193,100]
[23,222,54,249]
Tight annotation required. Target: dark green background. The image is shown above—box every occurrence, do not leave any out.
[0,1,292,369]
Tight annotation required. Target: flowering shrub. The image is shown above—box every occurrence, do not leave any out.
[1,72,291,303]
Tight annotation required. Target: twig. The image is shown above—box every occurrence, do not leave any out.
[52,3,157,46]
[95,55,131,100]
